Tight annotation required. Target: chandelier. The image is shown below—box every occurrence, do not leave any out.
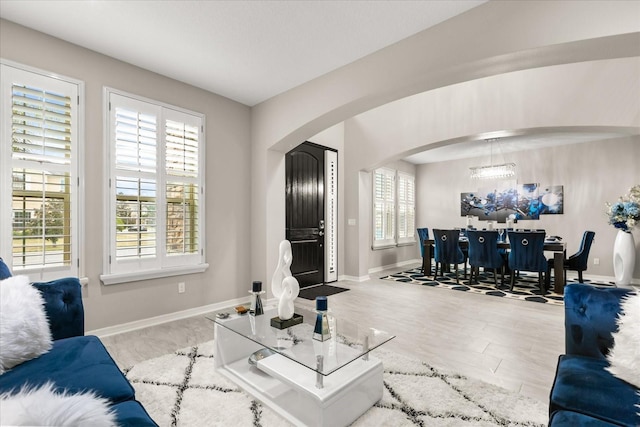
[469,138,516,180]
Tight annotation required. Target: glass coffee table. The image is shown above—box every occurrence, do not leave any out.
[208,305,394,427]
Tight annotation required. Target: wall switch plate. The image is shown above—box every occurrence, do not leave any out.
[593,258,600,265]
[178,282,186,293]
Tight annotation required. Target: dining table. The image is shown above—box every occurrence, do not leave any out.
[421,237,567,294]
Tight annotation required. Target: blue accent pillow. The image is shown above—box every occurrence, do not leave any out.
[0,257,12,280]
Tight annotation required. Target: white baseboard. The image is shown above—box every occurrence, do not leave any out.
[578,273,640,287]
[368,258,421,275]
[87,296,277,338]
[338,274,370,283]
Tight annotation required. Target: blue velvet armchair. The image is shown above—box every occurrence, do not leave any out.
[548,283,639,426]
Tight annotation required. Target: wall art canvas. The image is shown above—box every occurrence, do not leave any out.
[540,185,564,214]
[515,183,541,220]
[462,183,562,223]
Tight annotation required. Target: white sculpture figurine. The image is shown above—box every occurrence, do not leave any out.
[271,240,299,320]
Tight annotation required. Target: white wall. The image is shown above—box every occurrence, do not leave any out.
[0,19,253,330]
[416,136,640,280]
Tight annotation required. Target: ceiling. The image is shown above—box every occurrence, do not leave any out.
[2,1,634,165]
[0,0,484,106]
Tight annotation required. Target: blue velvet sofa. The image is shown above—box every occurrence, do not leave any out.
[0,261,157,426]
[549,283,639,426]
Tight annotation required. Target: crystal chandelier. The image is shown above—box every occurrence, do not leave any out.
[469,138,516,180]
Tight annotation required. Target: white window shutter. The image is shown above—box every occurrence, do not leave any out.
[1,63,82,281]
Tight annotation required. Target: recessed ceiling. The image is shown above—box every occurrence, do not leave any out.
[0,0,485,106]
[403,130,635,164]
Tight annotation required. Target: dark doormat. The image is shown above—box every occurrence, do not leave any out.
[297,284,349,300]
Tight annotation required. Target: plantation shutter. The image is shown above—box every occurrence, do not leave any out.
[104,90,205,281]
[398,172,416,244]
[373,168,396,248]
[164,110,200,258]
[110,94,159,272]
[1,63,80,280]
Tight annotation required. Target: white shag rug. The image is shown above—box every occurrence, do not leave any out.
[124,341,547,427]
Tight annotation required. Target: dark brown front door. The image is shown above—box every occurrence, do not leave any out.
[286,142,325,288]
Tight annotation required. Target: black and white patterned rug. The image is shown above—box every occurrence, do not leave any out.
[381,267,616,306]
[124,340,548,426]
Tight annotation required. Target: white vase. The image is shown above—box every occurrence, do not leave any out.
[613,229,636,286]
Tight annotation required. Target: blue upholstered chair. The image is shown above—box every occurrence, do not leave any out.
[562,230,595,283]
[417,228,429,257]
[433,229,466,284]
[467,230,504,286]
[417,228,432,274]
[507,230,548,294]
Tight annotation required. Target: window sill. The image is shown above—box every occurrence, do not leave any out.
[100,263,209,285]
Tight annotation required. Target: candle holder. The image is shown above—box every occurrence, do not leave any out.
[249,281,264,316]
[313,296,331,342]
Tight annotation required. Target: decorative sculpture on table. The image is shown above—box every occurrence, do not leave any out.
[270,240,303,329]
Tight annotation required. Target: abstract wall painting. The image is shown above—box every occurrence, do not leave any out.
[461,183,563,222]
[539,185,564,214]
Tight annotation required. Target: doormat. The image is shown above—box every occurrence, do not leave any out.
[380,267,614,306]
[297,284,349,300]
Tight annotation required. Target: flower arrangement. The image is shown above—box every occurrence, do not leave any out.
[606,185,640,232]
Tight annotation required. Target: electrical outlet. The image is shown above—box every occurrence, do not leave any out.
[178,282,186,293]
[593,258,600,265]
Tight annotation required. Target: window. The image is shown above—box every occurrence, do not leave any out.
[0,62,83,281]
[101,89,206,284]
[397,172,416,244]
[372,168,415,249]
[373,168,396,248]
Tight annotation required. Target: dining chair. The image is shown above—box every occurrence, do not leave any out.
[417,228,432,274]
[507,230,548,294]
[467,230,504,286]
[550,230,595,284]
[433,229,466,284]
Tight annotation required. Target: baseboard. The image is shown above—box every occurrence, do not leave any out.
[87,296,277,338]
[338,274,370,282]
[578,273,640,286]
[368,258,421,275]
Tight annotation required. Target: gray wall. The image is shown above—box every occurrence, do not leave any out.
[1,19,253,331]
[416,136,640,280]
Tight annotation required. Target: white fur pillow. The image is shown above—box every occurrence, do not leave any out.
[0,275,52,374]
[606,291,640,387]
[0,382,117,426]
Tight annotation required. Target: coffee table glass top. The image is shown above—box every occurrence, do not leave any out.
[207,306,394,376]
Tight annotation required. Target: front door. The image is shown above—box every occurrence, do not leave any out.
[285,142,325,288]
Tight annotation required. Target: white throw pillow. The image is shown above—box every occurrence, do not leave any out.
[606,291,640,388]
[0,382,117,427]
[0,275,52,374]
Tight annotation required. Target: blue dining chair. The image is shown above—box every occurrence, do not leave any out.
[433,229,466,284]
[507,230,548,294]
[417,228,430,258]
[550,230,595,284]
[417,228,432,274]
[467,230,505,286]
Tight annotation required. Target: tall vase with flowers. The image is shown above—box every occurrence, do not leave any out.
[606,185,640,286]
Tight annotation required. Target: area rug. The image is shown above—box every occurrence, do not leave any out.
[297,284,349,300]
[123,340,547,426]
[381,267,615,306]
